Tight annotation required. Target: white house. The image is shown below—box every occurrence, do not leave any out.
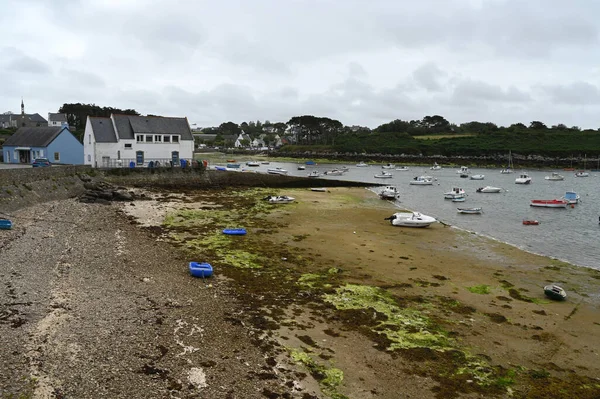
[83,114,194,168]
[234,133,252,148]
[48,113,68,127]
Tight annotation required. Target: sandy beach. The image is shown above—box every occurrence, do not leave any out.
[2,184,600,398]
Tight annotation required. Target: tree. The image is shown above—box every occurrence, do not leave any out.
[218,122,241,136]
[529,121,547,130]
[58,103,139,131]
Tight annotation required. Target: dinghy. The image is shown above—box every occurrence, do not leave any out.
[544,285,567,301]
[384,212,437,228]
[223,228,247,235]
[457,207,483,214]
[0,219,12,230]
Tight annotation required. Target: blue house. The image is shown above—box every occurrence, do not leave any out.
[2,126,83,165]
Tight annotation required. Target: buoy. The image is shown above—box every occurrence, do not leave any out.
[571,204,575,208]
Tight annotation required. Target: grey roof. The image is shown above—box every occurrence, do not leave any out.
[3,126,66,147]
[111,114,192,141]
[48,113,68,122]
[28,113,47,123]
[90,117,117,143]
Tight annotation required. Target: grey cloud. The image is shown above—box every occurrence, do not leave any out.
[60,69,106,88]
[6,55,51,74]
[452,80,531,104]
[539,82,600,105]
[412,63,445,92]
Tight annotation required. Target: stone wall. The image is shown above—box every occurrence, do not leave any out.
[0,166,93,214]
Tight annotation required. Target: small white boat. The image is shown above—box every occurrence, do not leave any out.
[563,191,580,204]
[456,166,470,175]
[310,187,327,192]
[267,167,288,175]
[476,186,502,193]
[544,284,567,301]
[261,161,270,165]
[545,172,564,181]
[379,186,399,200]
[324,169,344,176]
[501,150,514,174]
[470,174,485,180]
[395,166,409,171]
[575,171,589,177]
[246,161,260,167]
[264,195,295,204]
[457,207,483,214]
[409,176,433,185]
[382,163,395,169]
[374,171,393,179]
[356,162,369,167]
[297,165,306,170]
[452,197,466,202]
[307,170,320,178]
[515,173,532,184]
[430,162,442,170]
[384,212,437,228]
[444,187,466,199]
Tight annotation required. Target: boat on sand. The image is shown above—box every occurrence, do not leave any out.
[384,212,437,228]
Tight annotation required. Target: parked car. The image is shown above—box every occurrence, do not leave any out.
[32,158,51,167]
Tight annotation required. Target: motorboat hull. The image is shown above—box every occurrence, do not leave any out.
[457,207,482,214]
[544,285,567,300]
[267,168,288,175]
[385,212,436,228]
[470,175,485,180]
[476,186,502,193]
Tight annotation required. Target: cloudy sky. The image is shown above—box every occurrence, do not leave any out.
[2,0,600,129]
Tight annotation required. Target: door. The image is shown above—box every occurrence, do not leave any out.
[136,151,144,165]
[171,151,179,166]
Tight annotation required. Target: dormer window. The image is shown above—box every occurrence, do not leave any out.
[172,136,179,143]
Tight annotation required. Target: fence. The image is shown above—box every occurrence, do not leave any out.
[98,158,202,169]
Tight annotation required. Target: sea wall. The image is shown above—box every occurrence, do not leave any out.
[0,166,372,214]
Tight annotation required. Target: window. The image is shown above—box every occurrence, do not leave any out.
[117,150,121,160]
[87,154,91,162]
[154,135,162,142]
[54,152,60,162]
[88,135,91,144]
[163,136,171,143]
[136,135,144,143]
[172,136,179,143]
[124,143,132,149]
[145,135,153,143]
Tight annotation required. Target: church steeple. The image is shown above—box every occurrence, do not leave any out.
[21,98,24,116]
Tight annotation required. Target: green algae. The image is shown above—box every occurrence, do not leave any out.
[467,285,491,294]
[289,348,347,398]
[323,284,452,351]
[218,249,264,269]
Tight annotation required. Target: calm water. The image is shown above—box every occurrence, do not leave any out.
[239,161,600,269]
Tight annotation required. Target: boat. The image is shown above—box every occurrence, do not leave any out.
[515,173,532,184]
[395,166,409,171]
[260,161,270,165]
[522,219,539,225]
[324,169,344,176]
[356,162,369,167]
[264,195,295,204]
[310,187,327,192]
[374,171,393,179]
[379,186,399,200]
[222,228,247,235]
[444,187,466,199]
[305,160,316,165]
[189,262,213,278]
[0,219,13,230]
[339,166,349,171]
[382,163,395,169]
[307,170,321,178]
[575,171,589,177]
[297,165,306,170]
[500,150,514,174]
[545,172,564,181]
[384,212,437,228]
[563,191,580,204]
[457,207,483,214]
[246,161,260,167]
[409,176,434,185]
[530,199,568,208]
[544,284,567,301]
[430,162,442,170]
[476,186,502,193]
[452,197,466,202]
[226,163,241,168]
[226,159,236,163]
[470,174,485,180]
[456,166,470,176]
[267,167,288,175]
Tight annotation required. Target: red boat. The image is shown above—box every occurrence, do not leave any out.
[523,219,539,225]
[530,199,568,208]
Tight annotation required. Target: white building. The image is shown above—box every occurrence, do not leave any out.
[48,113,68,127]
[84,114,194,168]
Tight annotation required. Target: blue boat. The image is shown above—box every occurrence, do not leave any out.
[223,228,247,235]
[227,163,241,168]
[563,191,580,204]
[305,160,316,165]
[189,262,213,278]
[0,219,12,230]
